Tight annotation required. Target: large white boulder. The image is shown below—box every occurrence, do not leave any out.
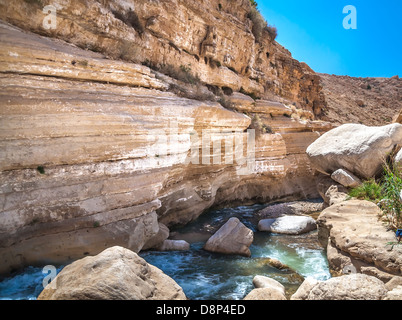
[258,215,317,235]
[306,123,402,179]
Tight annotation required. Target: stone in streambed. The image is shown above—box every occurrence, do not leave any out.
[156,239,190,251]
[203,217,253,257]
[258,215,317,235]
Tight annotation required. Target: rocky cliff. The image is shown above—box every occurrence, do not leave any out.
[0,1,331,275]
[0,0,327,116]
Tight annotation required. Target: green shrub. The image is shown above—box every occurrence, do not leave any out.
[248,114,273,138]
[247,5,277,43]
[349,164,402,229]
[249,0,258,8]
[265,24,278,41]
[37,166,45,175]
[248,7,266,43]
[380,164,402,229]
[348,179,382,201]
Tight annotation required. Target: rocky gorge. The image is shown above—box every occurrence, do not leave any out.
[0,0,401,301]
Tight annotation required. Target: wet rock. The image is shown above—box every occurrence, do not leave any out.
[252,275,285,296]
[203,217,253,257]
[155,240,190,251]
[258,216,317,235]
[257,200,324,219]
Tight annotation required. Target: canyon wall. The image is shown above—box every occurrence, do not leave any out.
[0,0,327,116]
[0,0,331,275]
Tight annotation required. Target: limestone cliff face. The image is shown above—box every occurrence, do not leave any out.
[0,0,326,116]
[0,1,331,275]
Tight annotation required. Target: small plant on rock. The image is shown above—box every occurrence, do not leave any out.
[380,163,402,230]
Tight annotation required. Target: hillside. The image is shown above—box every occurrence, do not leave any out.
[319,73,402,126]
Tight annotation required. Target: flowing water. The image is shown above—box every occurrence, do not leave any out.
[0,203,330,300]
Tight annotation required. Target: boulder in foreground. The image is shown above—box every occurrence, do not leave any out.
[38,246,186,300]
[291,274,388,300]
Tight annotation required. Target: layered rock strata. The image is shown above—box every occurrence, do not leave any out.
[0,0,327,116]
[0,21,330,275]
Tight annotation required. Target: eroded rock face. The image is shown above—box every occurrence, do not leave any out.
[0,19,331,275]
[0,0,327,116]
[37,246,186,300]
[307,123,402,179]
[203,217,253,256]
[317,200,402,277]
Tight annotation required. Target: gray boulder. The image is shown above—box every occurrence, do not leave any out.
[204,217,253,257]
[331,168,362,188]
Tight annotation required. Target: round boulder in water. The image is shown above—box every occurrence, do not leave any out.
[258,216,317,235]
[203,217,253,257]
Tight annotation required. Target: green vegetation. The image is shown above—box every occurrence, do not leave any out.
[348,179,382,201]
[249,0,258,8]
[248,114,274,138]
[381,163,402,230]
[349,163,402,229]
[37,166,45,174]
[247,1,277,43]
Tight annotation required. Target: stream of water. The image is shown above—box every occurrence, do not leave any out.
[0,203,331,300]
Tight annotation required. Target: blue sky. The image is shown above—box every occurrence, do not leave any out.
[258,0,402,77]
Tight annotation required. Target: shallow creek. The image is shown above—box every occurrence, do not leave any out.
[0,203,330,300]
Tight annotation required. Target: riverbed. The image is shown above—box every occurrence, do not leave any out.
[0,203,330,300]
